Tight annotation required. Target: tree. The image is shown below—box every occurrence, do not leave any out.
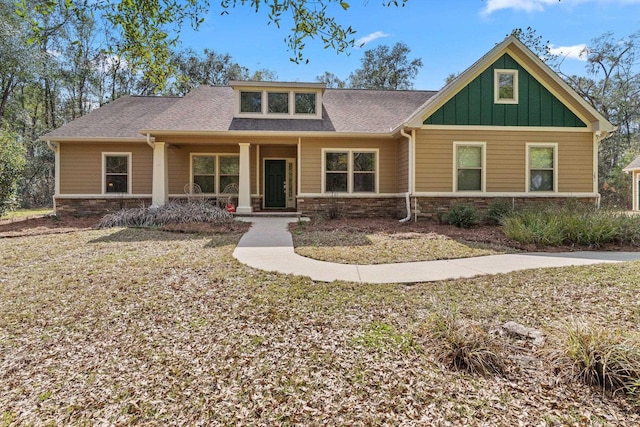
[562,32,640,207]
[18,0,410,92]
[0,130,26,215]
[316,71,346,88]
[348,42,422,89]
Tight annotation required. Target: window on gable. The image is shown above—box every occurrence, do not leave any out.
[240,91,262,113]
[324,150,377,193]
[455,144,484,192]
[528,145,556,192]
[104,154,129,193]
[495,70,518,104]
[268,92,289,114]
[295,92,316,114]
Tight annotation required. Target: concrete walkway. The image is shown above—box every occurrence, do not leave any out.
[232,217,640,284]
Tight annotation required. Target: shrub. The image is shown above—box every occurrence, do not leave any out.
[97,201,232,228]
[422,307,507,376]
[501,204,640,247]
[486,199,513,225]
[548,323,640,395]
[446,203,477,229]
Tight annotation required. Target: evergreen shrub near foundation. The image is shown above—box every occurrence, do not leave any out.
[501,204,640,246]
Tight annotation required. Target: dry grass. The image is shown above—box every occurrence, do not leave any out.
[291,221,513,264]
[2,226,640,425]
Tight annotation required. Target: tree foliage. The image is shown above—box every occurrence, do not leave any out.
[348,42,422,89]
[17,0,409,92]
[0,130,26,215]
[514,27,640,208]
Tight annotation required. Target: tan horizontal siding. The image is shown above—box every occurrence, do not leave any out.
[397,139,409,193]
[415,129,593,193]
[59,142,151,194]
[299,138,399,194]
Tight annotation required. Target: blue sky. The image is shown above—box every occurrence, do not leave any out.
[180,0,640,90]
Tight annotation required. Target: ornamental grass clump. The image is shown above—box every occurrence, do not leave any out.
[97,201,232,228]
[422,307,507,376]
[548,323,640,396]
[501,203,640,247]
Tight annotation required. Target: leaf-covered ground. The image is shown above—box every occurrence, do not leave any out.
[290,218,517,264]
[2,226,640,425]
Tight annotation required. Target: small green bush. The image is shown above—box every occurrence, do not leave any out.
[446,203,477,229]
[486,199,513,225]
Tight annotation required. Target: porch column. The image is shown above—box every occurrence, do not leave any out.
[151,142,168,207]
[237,142,253,213]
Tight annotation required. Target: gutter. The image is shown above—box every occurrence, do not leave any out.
[399,128,413,223]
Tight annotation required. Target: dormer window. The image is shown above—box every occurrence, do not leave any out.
[232,81,324,119]
[240,91,261,113]
[295,92,316,114]
[268,92,289,114]
[494,69,518,104]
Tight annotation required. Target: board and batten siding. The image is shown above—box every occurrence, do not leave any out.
[415,129,594,193]
[299,138,400,194]
[59,142,152,194]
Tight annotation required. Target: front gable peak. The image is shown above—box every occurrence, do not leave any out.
[404,36,613,132]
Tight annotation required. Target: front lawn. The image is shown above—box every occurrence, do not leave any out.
[1,227,640,425]
[290,218,517,264]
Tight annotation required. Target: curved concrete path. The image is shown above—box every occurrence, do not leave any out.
[232,217,640,284]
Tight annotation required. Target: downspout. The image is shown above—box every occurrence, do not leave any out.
[45,141,59,210]
[146,133,154,149]
[399,128,413,223]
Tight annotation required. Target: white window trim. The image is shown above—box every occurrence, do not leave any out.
[321,148,379,194]
[189,153,240,195]
[453,142,486,192]
[494,69,518,104]
[102,152,132,195]
[236,89,322,119]
[526,143,558,193]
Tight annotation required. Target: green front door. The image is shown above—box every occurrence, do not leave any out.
[265,160,286,208]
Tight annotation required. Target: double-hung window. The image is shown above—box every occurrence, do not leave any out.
[527,144,557,192]
[191,154,239,194]
[454,143,485,192]
[324,150,377,193]
[494,69,518,104]
[104,153,130,193]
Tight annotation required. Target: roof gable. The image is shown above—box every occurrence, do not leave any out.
[424,53,587,127]
[404,36,614,132]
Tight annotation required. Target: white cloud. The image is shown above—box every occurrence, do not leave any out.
[548,43,588,60]
[482,0,559,14]
[355,31,390,47]
[483,0,640,15]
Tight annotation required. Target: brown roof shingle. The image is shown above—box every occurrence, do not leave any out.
[41,96,181,140]
[42,85,437,140]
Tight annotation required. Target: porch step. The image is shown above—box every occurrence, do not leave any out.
[233,211,303,218]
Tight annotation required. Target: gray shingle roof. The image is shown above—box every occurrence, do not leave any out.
[41,96,181,140]
[623,155,640,171]
[42,85,437,140]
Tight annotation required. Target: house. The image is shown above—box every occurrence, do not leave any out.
[41,36,614,219]
[623,156,640,211]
